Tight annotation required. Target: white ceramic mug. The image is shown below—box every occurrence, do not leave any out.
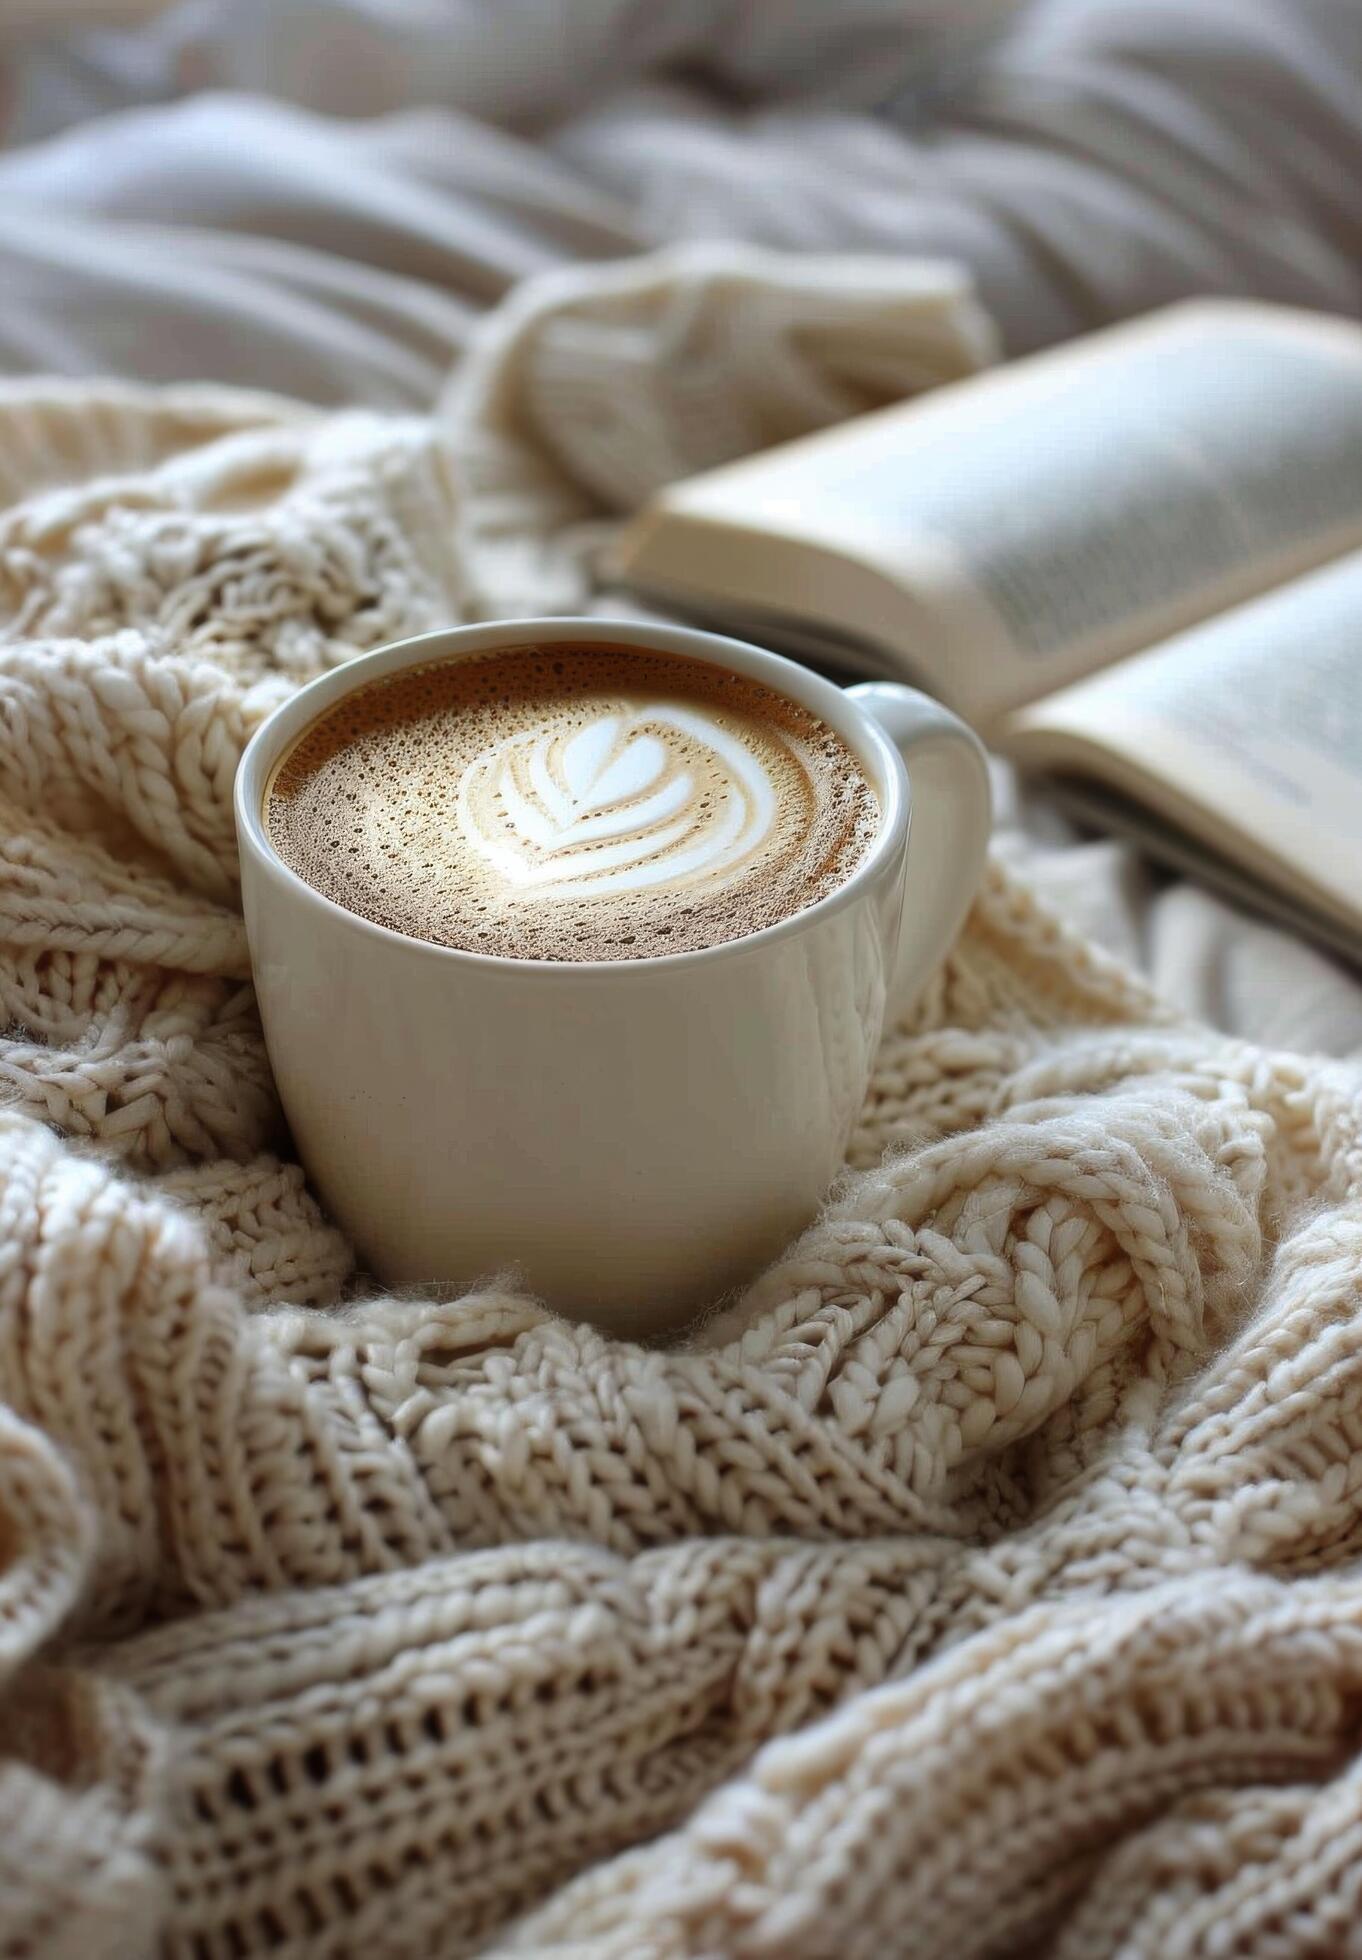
[235,618,991,1333]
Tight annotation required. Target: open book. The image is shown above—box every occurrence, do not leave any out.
[608,301,1362,962]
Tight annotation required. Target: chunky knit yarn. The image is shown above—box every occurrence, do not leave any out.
[3,254,1362,1960]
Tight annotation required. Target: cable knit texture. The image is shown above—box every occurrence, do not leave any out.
[2,249,1361,1960]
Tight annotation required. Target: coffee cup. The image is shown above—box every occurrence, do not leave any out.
[235,618,991,1333]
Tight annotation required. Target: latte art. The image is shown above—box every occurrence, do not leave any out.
[457,707,779,899]
[266,643,880,962]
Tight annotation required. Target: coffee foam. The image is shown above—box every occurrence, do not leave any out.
[265,644,880,961]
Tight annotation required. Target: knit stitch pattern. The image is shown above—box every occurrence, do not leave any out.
[2,254,1362,1960]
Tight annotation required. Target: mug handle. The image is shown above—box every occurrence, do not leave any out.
[847,683,992,1017]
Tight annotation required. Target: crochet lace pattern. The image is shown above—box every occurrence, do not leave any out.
[3,261,1362,1960]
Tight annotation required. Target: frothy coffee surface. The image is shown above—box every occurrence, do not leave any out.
[265,644,880,961]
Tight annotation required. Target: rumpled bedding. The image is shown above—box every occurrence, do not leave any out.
[0,0,1359,1050]
[6,310,1362,1960]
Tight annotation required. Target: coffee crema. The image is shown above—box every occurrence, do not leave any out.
[265,644,880,961]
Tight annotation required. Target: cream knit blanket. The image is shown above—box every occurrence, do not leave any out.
[3,252,1362,1960]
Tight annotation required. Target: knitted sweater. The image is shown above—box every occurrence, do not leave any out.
[3,254,1362,1960]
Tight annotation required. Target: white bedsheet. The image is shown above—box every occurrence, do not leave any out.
[0,0,1359,1053]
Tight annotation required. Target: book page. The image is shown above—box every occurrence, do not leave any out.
[1006,549,1362,931]
[616,303,1362,726]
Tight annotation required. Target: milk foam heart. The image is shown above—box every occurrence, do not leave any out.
[455,706,781,899]
[266,644,880,961]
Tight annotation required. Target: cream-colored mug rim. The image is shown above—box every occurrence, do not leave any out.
[234,616,912,982]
